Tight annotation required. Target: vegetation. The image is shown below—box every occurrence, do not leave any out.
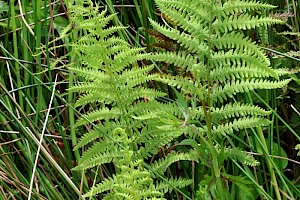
[0,0,300,199]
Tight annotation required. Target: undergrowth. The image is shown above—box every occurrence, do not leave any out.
[0,0,300,199]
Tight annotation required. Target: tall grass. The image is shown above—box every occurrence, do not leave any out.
[0,0,299,199]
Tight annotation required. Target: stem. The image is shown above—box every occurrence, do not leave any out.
[201,0,225,198]
[10,0,24,113]
[257,127,282,200]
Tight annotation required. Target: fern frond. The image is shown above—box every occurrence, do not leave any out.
[150,150,199,174]
[75,107,122,127]
[83,175,116,197]
[69,67,108,81]
[211,49,275,77]
[149,51,197,69]
[155,177,193,194]
[224,147,260,166]
[137,128,184,158]
[155,0,209,25]
[155,74,198,93]
[95,26,125,38]
[211,79,291,103]
[73,125,104,150]
[79,13,117,31]
[155,0,209,38]
[122,88,166,105]
[78,139,123,165]
[211,32,270,66]
[128,101,166,117]
[213,14,282,33]
[210,65,274,83]
[211,102,271,121]
[216,0,276,17]
[73,151,121,171]
[149,19,209,55]
[212,117,271,136]
[74,93,114,107]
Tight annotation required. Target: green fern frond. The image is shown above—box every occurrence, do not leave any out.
[216,0,276,17]
[83,175,116,197]
[149,51,197,69]
[211,32,270,66]
[73,125,104,150]
[149,19,209,54]
[224,147,260,166]
[74,93,114,108]
[79,140,122,165]
[128,101,166,117]
[212,79,291,103]
[79,13,118,31]
[211,49,270,71]
[122,88,166,105]
[155,0,209,25]
[210,65,273,83]
[212,117,271,136]
[154,74,198,93]
[69,67,108,81]
[213,14,282,33]
[75,107,122,127]
[155,0,209,38]
[211,102,271,120]
[150,150,199,174]
[73,151,120,171]
[155,177,193,194]
[137,128,184,158]
[94,26,125,38]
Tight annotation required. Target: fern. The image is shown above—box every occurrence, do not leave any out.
[64,0,198,198]
[149,0,290,199]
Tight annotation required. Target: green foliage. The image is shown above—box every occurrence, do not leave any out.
[149,0,291,198]
[65,0,197,198]
[63,0,293,199]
